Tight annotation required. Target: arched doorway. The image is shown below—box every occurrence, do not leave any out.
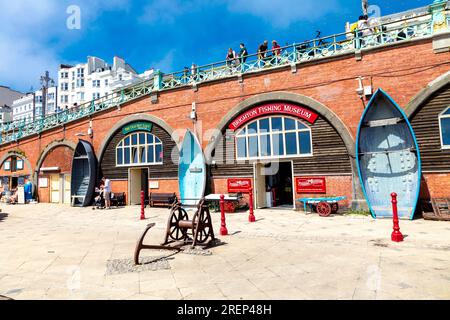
[35,141,76,204]
[205,92,364,210]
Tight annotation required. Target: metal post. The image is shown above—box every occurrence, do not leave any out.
[220,194,228,236]
[391,192,404,242]
[140,190,145,220]
[248,187,256,223]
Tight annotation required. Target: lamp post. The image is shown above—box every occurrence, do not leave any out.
[39,71,55,121]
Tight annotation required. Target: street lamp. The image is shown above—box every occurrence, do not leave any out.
[39,71,55,120]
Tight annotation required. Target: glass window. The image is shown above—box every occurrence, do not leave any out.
[285,132,297,155]
[285,118,296,131]
[248,136,259,157]
[248,121,258,134]
[235,116,312,160]
[116,130,163,166]
[271,117,283,131]
[260,134,271,157]
[259,118,270,133]
[116,148,123,165]
[237,137,247,158]
[299,131,312,154]
[155,144,163,163]
[440,107,450,148]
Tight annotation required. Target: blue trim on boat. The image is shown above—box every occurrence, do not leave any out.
[356,89,422,220]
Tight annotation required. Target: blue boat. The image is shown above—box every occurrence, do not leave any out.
[71,140,97,207]
[356,89,421,220]
[178,130,206,206]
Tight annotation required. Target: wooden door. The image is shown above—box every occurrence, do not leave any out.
[50,174,60,203]
[63,174,71,204]
[254,163,267,208]
[129,169,142,205]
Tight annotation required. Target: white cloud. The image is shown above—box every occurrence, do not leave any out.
[150,49,177,72]
[0,0,130,92]
[226,0,341,28]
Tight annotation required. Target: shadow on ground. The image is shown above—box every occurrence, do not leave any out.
[0,213,8,223]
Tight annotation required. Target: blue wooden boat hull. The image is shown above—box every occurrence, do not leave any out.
[356,89,421,220]
[71,140,97,207]
[178,130,206,206]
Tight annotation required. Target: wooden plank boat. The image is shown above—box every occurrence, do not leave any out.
[178,130,206,206]
[71,140,97,207]
[356,89,421,219]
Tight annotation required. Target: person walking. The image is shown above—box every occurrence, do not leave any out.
[102,176,112,209]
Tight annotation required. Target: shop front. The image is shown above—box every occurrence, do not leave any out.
[99,117,179,205]
[208,96,357,210]
[0,152,32,203]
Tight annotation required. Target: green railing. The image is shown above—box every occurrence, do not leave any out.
[0,11,446,145]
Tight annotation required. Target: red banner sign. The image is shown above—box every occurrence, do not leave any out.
[296,177,326,194]
[227,178,252,193]
[228,103,319,131]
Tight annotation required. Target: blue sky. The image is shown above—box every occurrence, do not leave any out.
[0,0,433,92]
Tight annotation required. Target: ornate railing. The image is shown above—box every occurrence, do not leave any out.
[0,11,446,145]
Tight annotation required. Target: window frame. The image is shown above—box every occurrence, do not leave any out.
[115,131,163,167]
[235,115,313,161]
[439,106,450,150]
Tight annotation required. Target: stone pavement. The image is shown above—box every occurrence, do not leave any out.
[0,203,449,300]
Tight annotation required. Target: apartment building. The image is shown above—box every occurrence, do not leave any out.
[58,56,149,110]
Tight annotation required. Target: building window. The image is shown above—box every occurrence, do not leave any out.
[93,80,101,88]
[61,83,68,91]
[92,93,100,100]
[116,132,163,166]
[105,79,109,87]
[77,68,84,78]
[439,106,450,149]
[235,116,313,160]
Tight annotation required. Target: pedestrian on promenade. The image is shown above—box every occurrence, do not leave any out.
[102,176,111,210]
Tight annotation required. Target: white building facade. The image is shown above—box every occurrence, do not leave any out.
[11,86,57,122]
[58,56,150,110]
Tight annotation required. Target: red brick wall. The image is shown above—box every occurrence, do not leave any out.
[37,146,74,203]
[212,175,353,209]
[1,40,450,203]
[110,178,179,204]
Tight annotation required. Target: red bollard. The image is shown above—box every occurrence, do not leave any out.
[248,187,256,223]
[220,194,228,236]
[391,192,404,242]
[140,190,146,220]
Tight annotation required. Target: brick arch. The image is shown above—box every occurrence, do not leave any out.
[204,91,366,209]
[97,113,179,163]
[33,140,77,187]
[405,71,450,118]
[0,150,33,177]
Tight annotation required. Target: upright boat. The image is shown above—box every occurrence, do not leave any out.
[178,130,206,206]
[356,89,421,219]
[71,140,97,207]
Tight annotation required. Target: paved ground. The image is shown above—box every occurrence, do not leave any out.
[0,203,449,300]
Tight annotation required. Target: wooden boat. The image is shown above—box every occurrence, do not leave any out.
[356,89,421,219]
[178,130,206,206]
[71,140,97,207]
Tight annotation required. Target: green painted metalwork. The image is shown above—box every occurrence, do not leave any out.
[0,11,447,145]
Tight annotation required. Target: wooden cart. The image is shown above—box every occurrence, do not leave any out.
[298,196,347,217]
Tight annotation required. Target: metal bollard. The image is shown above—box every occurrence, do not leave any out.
[248,187,256,223]
[220,194,228,236]
[391,192,404,242]
[140,190,146,220]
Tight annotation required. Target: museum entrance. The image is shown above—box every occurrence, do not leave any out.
[254,161,294,209]
[128,168,149,205]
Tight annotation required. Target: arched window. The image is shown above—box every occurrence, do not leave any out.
[116,132,163,166]
[235,116,313,160]
[439,106,450,149]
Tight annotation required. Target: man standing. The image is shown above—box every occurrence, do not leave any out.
[102,176,111,209]
[238,43,248,64]
[258,40,269,61]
